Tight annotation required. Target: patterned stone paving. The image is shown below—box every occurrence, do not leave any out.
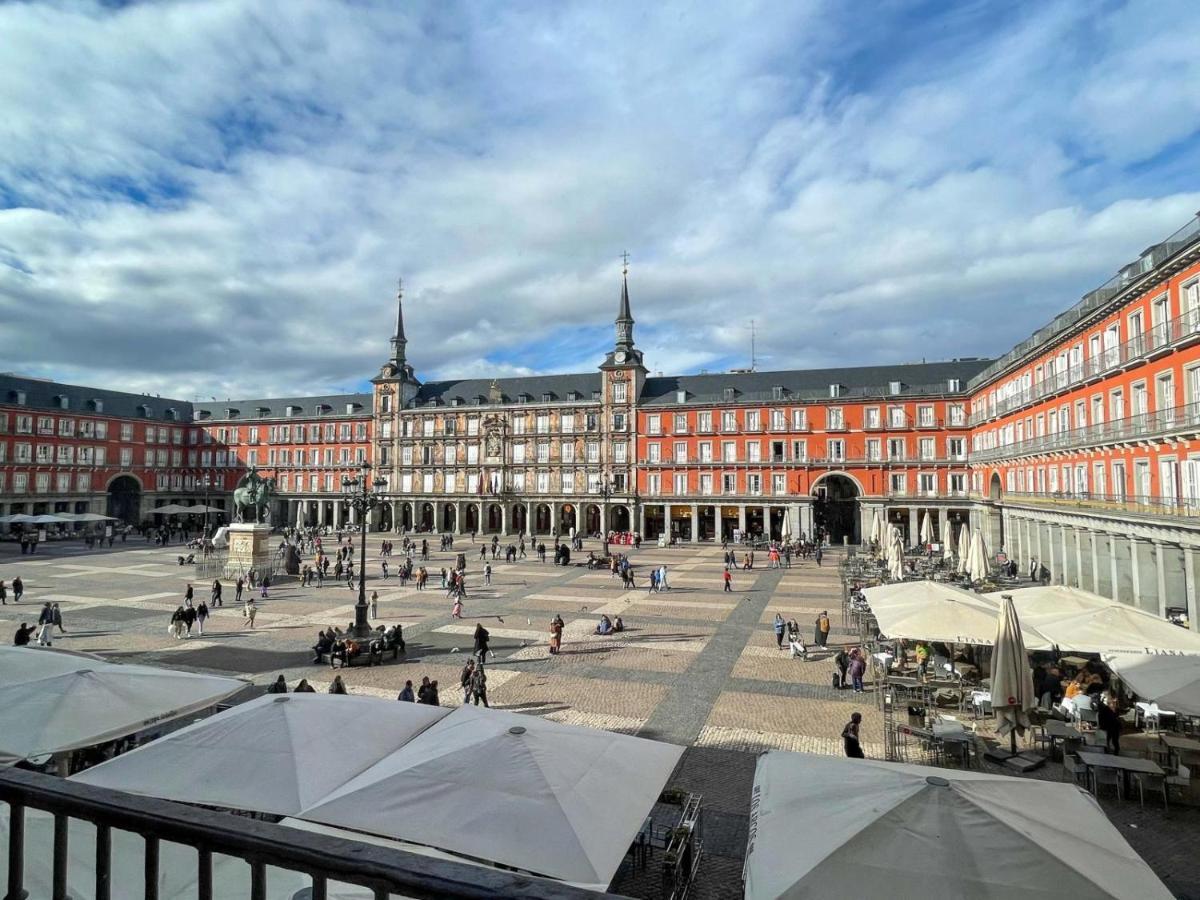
[2,536,1198,897]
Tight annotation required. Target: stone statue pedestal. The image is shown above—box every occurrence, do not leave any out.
[225,524,275,579]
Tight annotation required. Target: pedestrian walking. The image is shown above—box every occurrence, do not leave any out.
[773,613,786,649]
[469,662,489,707]
[196,601,209,635]
[549,614,564,655]
[473,622,490,663]
[723,568,732,592]
[243,599,257,628]
[815,611,830,647]
[842,712,865,758]
[397,680,415,702]
[370,590,379,619]
[211,579,222,607]
[815,545,823,566]
[51,603,66,634]
[484,562,492,585]
[169,606,186,640]
[451,597,463,619]
[849,649,866,693]
[460,659,476,704]
[0,580,6,605]
[183,604,196,636]
[36,603,54,646]
[261,574,271,599]
[184,583,194,608]
[235,577,244,604]
[11,576,22,604]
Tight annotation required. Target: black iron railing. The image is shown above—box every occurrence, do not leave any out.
[0,768,607,900]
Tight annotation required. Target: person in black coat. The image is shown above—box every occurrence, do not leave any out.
[473,623,490,663]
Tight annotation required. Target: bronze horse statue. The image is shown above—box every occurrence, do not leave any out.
[232,473,276,524]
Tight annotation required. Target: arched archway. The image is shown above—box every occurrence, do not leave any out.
[400,502,414,531]
[418,502,434,531]
[106,475,142,524]
[989,472,1002,501]
[465,503,480,534]
[442,503,457,533]
[535,503,552,534]
[486,503,503,532]
[811,473,860,544]
[611,505,631,533]
[584,503,601,535]
[559,504,577,535]
[510,504,527,535]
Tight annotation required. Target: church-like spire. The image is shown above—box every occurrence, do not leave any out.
[615,252,634,352]
[390,277,408,366]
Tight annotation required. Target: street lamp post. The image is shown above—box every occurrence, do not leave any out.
[341,461,388,640]
[600,474,611,558]
[199,474,213,538]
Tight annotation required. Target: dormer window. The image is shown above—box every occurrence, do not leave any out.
[542,393,552,402]
[947,378,961,392]
[676,390,687,404]
[257,407,271,418]
[165,408,178,421]
[591,390,601,401]
[346,402,363,414]
[138,404,152,418]
[518,393,531,404]
[451,397,463,407]
[567,391,580,402]
[473,396,485,406]
[8,391,26,405]
[772,386,784,400]
[88,398,103,412]
[224,408,239,419]
[888,381,903,395]
[286,405,300,417]
[829,384,843,399]
[53,395,69,410]
[723,387,735,401]
[315,404,332,415]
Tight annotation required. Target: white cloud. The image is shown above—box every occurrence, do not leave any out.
[1,0,1199,398]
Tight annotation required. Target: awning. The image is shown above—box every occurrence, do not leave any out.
[0,648,244,764]
[745,751,1172,900]
[297,704,684,888]
[74,694,452,816]
[1103,652,1200,716]
[863,581,1052,648]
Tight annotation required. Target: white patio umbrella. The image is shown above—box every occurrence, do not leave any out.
[0,650,244,764]
[967,528,990,582]
[1103,652,1200,717]
[74,694,452,816]
[869,510,883,551]
[744,751,1173,900]
[0,514,38,524]
[956,524,971,575]
[151,504,191,515]
[863,581,1051,648]
[298,704,684,889]
[992,594,1036,755]
[919,511,933,546]
[27,514,71,524]
[63,512,119,522]
[942,519,956,562]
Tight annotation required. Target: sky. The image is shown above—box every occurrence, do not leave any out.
[2,0,1200,401]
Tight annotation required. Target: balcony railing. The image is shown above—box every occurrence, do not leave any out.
[971,308,1200,425]
[997,490,1200,520]
[970,401,1200,463]
[0,768,591,900]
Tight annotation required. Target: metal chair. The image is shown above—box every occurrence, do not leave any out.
[1132,772,1168,811]
[1030,725,1053,756]
[1062,753,1088,787]
[1091,766,1123,800]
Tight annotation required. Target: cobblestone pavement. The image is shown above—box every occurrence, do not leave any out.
[2,537,1198,897]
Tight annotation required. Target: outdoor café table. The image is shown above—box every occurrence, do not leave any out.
[1160,733,1200,768]
[1077,751,1163,795]
[1043,720,1082,759]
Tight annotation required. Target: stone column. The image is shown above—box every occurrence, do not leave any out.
[737,505,747,536]
[1055,524,1071,587]
[908,507,918,544]
[597,503,606,537]
[549,503,558,537]
[391,500,401,533]
[1093,531,1113,599]
[1072,527,1084,589]
[638,503,647,536]
[1089,529,1103,595]
[526,502,535,538]
[455,501,464,535]
[690,503,700,542]
[349,503,358,526]
[500,503,508,536]
[1184,547,1199,632]
[1128,538,1152,613]
[934,507,944,545]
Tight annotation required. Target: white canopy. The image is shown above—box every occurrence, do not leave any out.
[152,504,193,515]
[1103,652,1200,717]
[943,521,956,561]
[0,648,243,764]
[982,586,1200,655]
[65,512,119,522]
[745,752,1172,900]
[863,581,1052,648]
[74,694,451,816]
[298,704,684,888]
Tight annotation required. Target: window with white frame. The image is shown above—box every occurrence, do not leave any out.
[698,411,713,432]
[770,409,785,430]
[772,474,786,495]
[700,473,713,495]
[614,442,627,463]
[888,438,905,460]
[866,438,881,462]
[792,440,807,462]
[746,473,761,495]
[827,439,845,461]
[648,414,661,435]
[536,442,550,463]
[721,411,737,432]
[746,441,761,463]
[674,413,687,433]
[673,473,687,494]
[888,406,906,428]
[917,406,935,427]
[586,442,600,462]
[647,474,661,495]
[537,471,550,493]
[561,441,575,463]
[647,443,660,463]
[561,471,575,493]
[722,441,736,462]
[613,382,627,403]
[699,441,713,462]
[791,408,806,430]
[827,407,844,429]
[722,473,736,494]
[919,472,936,495]
[865,407,881,429]
[919,437,935,460]
[674,441,687,463]
[949,473,965,495]
[746,410,760,431]
[889,472,906,494]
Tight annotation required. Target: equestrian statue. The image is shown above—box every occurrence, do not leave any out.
[233,470,276,524]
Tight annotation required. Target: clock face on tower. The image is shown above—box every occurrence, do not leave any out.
[615,351,627,363]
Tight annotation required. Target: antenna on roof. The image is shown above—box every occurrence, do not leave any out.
[747,319,758,372]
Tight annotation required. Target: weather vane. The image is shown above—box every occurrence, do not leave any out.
[621,250,630,275]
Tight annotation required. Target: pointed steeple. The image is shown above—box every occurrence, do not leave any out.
[390,277,408,367]
[615,252,634,353]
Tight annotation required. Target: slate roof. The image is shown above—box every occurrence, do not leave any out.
[0,373,194,421]
[411,374,603,407]
[640,359,993,406]
[193,394,373,421]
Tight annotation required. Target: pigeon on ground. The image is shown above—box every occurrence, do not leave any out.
[450,647,460,653]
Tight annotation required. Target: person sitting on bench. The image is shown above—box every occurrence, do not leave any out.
[311,630,333,664]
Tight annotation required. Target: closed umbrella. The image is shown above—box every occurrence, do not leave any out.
[992,593,1035,755]
[956,524,971,575]
[943,519,956,562]
[888,535,905,581]
[919,511,933,546]
[967,529,990,582]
